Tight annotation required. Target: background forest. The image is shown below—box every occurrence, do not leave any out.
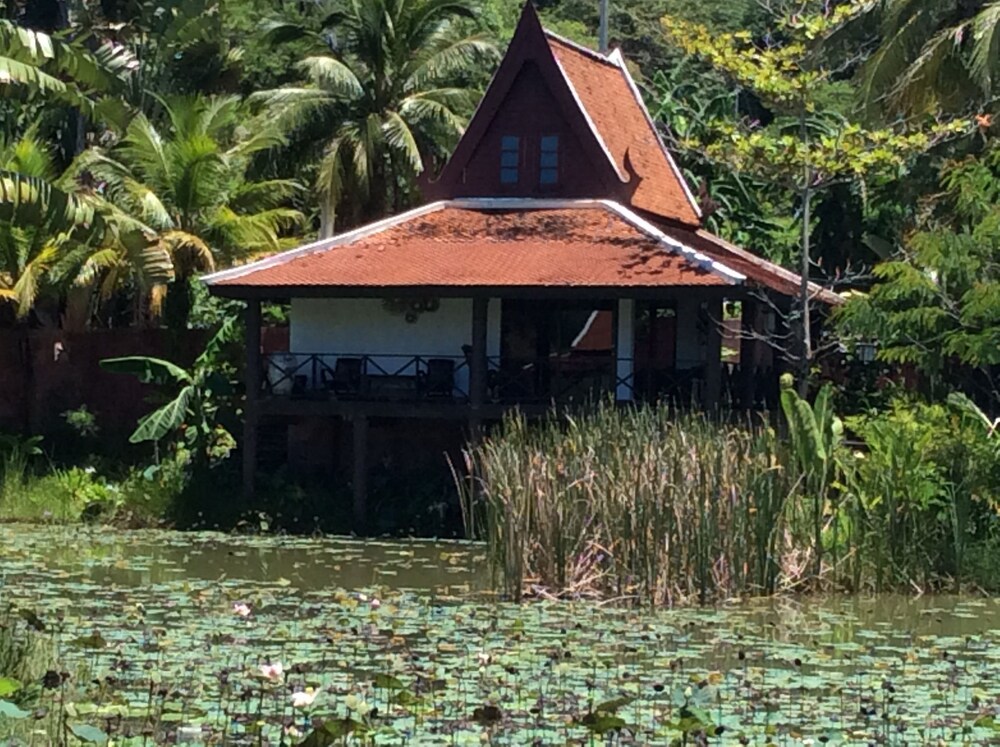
[1,0,1000,560]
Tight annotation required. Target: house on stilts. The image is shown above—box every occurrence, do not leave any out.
[202,1,840,527]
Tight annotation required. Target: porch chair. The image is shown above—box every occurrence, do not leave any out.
[323,357,364,398]
[423,358,455,398]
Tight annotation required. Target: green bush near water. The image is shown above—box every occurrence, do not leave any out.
[460,396,1000,604]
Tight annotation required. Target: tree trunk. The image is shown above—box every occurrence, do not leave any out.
[798,112,812,398]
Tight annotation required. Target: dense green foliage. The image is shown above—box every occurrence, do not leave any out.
[0,0,998,542]
[461,395,1000,601]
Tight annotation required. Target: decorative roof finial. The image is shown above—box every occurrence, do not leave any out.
[598,0,609,53]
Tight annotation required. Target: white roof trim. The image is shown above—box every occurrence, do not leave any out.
[202,196,743,288]
[543,29,614,64]
[202,201,448,285]
[609,46,703,221]
[545,34,627,184]
[601,200,744,283]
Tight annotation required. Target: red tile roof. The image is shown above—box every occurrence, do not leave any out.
[657,224,843,305]
[207,202,734,291]
[547,35,701,226]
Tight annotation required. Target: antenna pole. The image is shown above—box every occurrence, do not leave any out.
[598,0,609,53]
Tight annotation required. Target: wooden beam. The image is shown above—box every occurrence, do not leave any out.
[207,284,739,302]
[740,299,758,410]
[470,297,489,409]
[242,299,262,501]
[704,299,723,412]
[352,414,369,529]
[616,299,635,402]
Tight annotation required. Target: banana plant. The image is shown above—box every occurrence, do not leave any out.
[99,317,238,468]
[780,374,844,579]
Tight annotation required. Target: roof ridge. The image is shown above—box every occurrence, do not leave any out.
[542,29,617,65]
[546,40,627,183]
[203,202,449,285]
[605,45,702,222]
[600,201,743,284]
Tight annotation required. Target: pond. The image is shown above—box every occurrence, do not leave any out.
[2,525,1000,745]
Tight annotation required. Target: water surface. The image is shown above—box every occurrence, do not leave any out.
[3,525,999,745]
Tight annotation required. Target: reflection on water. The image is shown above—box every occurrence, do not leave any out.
[1,525,488,594]
[2,525,999,643]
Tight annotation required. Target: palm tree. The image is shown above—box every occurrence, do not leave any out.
[0,129,103,322]
[78,95,304,326]
[0,19,135,144]
[850,0,1000,119]
[255,0,498,234]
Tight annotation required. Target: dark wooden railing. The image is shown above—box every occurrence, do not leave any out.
[260,352,775,408]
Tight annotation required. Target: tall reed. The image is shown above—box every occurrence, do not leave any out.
[458,402,802,605]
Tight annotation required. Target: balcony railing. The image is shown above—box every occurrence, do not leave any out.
[260,352,773,408]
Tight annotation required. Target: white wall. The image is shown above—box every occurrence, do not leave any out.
[616,299,634,401]
[286,298,501,394]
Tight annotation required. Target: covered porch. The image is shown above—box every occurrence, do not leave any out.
[248,291,775,411]
[203,198,805,529]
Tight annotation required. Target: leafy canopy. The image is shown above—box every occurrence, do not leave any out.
[254,0,498,230]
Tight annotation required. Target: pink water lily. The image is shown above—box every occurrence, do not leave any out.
[259,662,284,681]
[369,598,381,610]
[233,603,251,617]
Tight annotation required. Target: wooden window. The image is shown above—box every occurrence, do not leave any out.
[500,135,520,185]
[539,135,559,185]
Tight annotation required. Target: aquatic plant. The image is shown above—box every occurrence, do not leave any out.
[2,527,1000,746]
[460,398,1000,603]
[459,402,801,605]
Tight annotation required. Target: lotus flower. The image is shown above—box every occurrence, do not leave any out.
[291,688,320,708]
[369,598,381,610]
[233,603,251,618]
[259,662,284,681]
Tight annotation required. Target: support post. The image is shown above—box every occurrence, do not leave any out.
[616,299,635,402]
[704,299,723,412]
[352,414,368,528]
[242,299,261,502]
[469,297,489,440]
[740,298,758,410]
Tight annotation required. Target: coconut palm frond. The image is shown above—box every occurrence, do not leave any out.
[160,229,215,276]
[249,87,340,133]
[971,2,1000,95]
[299,55,365,97]
[889,25,958,115]
[383,111,422,172]
[400,89,471,133]
[857,11,928,116]
[406,34,497,90]
[10,241,59,317]
[229,179,304,212]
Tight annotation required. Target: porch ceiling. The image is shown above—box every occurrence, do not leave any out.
[202,199,743,295]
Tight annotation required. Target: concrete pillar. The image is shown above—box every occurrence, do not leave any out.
[616,299,635,402]
[242,299,261,502]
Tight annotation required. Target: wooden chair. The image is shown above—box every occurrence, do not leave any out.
[323,357,364,398]
[423,358,455,398]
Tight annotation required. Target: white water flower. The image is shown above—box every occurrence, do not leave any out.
[259,662,284,681]
[291,688,320,708]
[233,603,251,618]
